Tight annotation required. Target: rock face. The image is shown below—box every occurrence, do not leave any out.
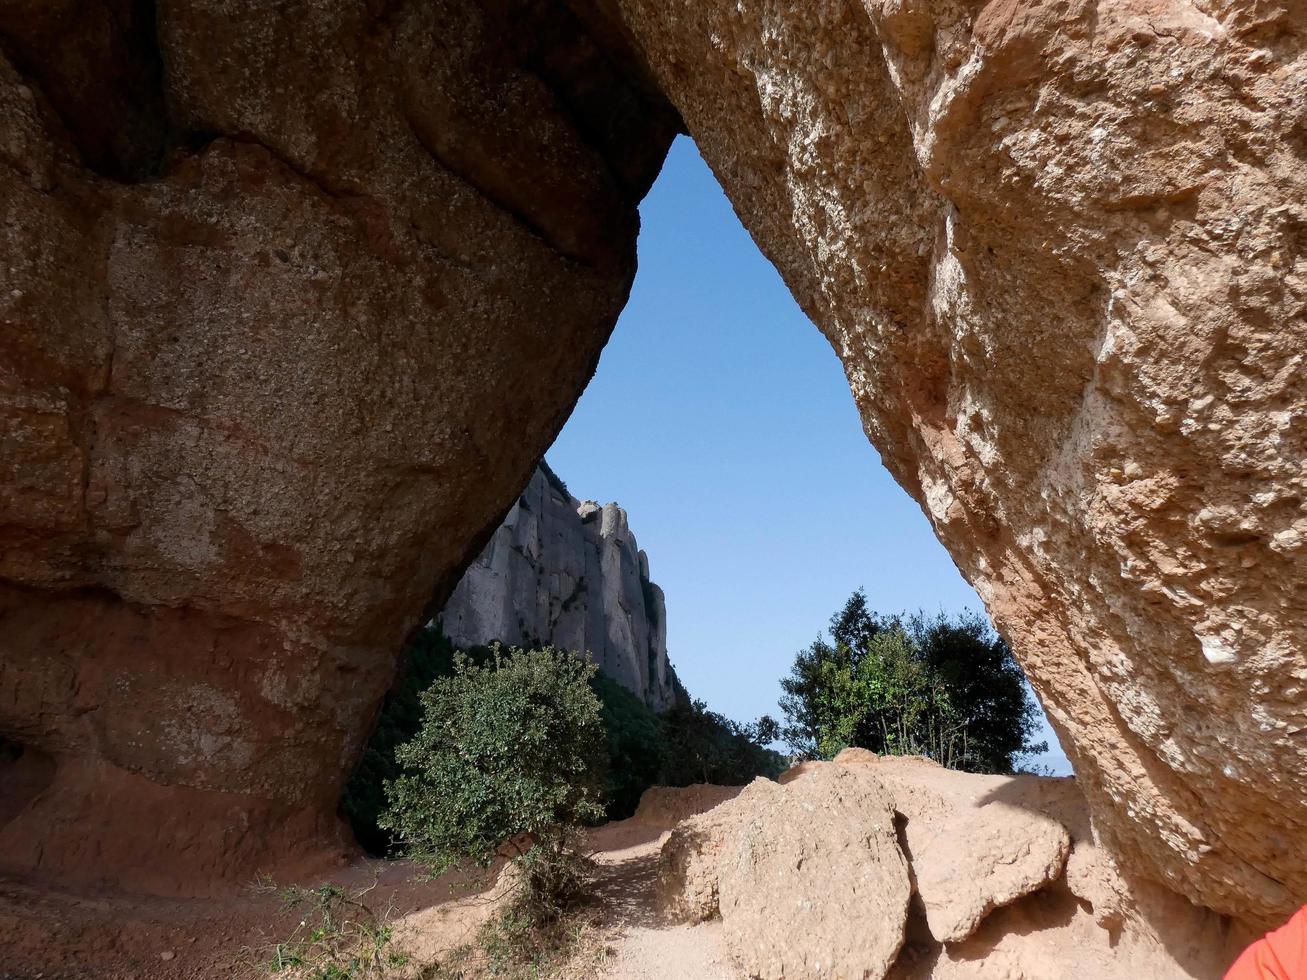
[3,0,1306,931]
[598,0,1307,924]
[659,755,1244,979]
[661,768,913,979]
[440,465,681,710]
[831,749,1071,944]
[0,0,677,893]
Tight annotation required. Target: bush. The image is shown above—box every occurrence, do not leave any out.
[342,627,464,855]
[589,671,664,820]
[658,699,785,786]
[779,590,1046,772]
[347,626,784,841]
[379,645,606,922]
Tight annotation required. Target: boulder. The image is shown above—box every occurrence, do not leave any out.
[659,769,912,979]
[597,0,1307,924]
[656,779,778,924]
[665,760,1244,978]
[0,0,677,893]
[830,752,1071,943]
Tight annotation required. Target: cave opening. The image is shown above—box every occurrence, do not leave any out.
[541,135,1070,776]
[342,135,1068,856]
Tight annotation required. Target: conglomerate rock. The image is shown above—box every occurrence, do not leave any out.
[829,750,1071,944]
[440,465,681,709]
[3,0,1306,934]
[600,0,1307,924]
[0,0,677,893]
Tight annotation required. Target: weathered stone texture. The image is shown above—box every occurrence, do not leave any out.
[660,755,1242,979]
[604,0,1307,923]
[658,768,913,979]
[3,0,1306,933]
[440,465,681,710]
[0,0,677,892]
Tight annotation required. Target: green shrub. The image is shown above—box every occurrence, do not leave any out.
[345,627,783,849]
[589,671,664,820]
[341,627,466,855]
[379,645,606,922]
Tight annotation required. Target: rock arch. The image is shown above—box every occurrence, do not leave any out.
[1,0,1304,926]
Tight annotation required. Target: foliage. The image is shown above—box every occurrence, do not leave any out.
[779,589,1046,773]
[347,626,784,843]
[589,670,664,819]
[658,698,785,786]
[342,628,465,855]
[589,675,784,815]
[258,880,407,979]
[380,645,607,889]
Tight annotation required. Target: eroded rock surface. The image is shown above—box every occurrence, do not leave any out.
[0,0,677,893]
[440,465,682,709]
[830,750,1071,944]
[660,756,1245,979]
[3,0,1306,932]
[602,0,1307,923]
[659,768,912,979]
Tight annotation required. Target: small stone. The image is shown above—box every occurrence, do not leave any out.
[1199,635,1238,666]
[160,950,175,962]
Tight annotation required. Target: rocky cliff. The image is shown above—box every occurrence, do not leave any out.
[440,465,680,711]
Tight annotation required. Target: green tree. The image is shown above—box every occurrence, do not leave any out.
[380,645,607,919]
[659,698,785,785]
[906,610,1046,773]
[590,670,665,819]
[779,590,1046,773]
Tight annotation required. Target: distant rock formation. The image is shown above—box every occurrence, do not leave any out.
[440,464,682,711]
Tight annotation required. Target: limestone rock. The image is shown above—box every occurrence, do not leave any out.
[600,0,1307,924]
[0,0,677,893]
[439,465,681,710]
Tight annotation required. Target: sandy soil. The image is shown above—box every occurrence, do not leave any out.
[584,817,736,979]
[0,792,741,980]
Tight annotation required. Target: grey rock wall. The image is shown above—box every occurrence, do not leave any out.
[439,466,681,711]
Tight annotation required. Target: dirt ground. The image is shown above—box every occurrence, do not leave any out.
[0,789,741,980]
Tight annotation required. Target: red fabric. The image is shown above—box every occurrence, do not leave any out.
[1226,907,1307,980]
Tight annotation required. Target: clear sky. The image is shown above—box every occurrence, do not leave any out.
[547,137,1069,775]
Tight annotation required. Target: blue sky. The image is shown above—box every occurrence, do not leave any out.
[547,137,1068,774]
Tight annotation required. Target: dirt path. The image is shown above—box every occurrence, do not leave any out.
[0,792,742,980]
[583,820,736,980]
